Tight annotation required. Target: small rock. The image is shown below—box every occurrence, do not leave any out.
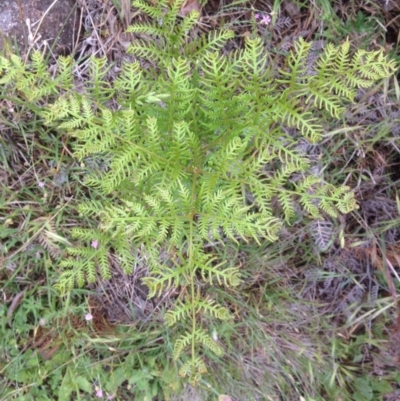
[0,0,79,55]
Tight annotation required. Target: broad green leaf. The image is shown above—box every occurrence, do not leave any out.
[76,376,92,393]
[58,367,74,401]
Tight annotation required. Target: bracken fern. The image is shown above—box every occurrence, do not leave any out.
[0,0,396,384]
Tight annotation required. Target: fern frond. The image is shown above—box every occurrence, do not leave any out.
[113,238,135,274]
[87,56,114,101]
[163,0,185,26]
[186,30,235,60]
[173,331,192,361]
[310,220,334,251]
[197,299,232,320]
[239,36,275,99]
[30,51,48,77]
[305,87,345,119]
[175,11,200,49]
[56,56,74,90]
[278,191,296,223]
[59,258,96,286]
[127,40,165,64]
[165,301,192,326]
[76,200,106,218]
[54,270,76,293]
[143,263,187,297]
[300,196,321,218]
[276,97,323,142]
[179,357,207,384]
[195,328,224,356]
[279,37,312,86]
[97,249,111,280]
[0,57,14,84]
[353,48,397,81]
[131,0,167,19]
[198,261,242,287]
[126,22,164,36]
[178,360,193,378]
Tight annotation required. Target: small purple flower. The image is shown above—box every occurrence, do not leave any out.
[261,14,271,25]
[85,313,93,321]
[38,181,45,188]
[91,240,99,249]
[255,13,271,25]
[95,388,103,398]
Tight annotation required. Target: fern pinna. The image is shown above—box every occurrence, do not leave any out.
[1,0,395,384]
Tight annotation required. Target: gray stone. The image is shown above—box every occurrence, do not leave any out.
[0,0,79,55]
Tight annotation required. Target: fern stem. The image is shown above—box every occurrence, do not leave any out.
[189,163,200,370]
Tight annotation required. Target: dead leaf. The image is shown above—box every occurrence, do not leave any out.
[179,0,201,17]
[7,291,25,325]
[218,395,232,401]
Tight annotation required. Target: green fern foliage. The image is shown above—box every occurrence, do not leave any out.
[1,0,396,383]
